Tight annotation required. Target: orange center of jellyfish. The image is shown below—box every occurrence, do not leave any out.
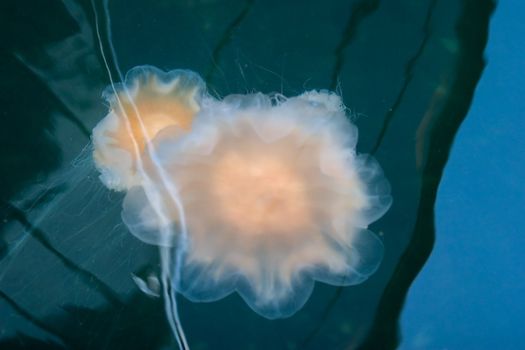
[113,89,195,152]
[212,151,313,236]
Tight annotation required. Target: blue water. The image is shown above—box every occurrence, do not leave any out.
[400,1,525,348]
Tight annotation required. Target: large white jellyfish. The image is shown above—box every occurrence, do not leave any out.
[92,66,392,319]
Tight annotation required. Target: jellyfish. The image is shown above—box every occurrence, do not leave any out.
[92,65,392,320]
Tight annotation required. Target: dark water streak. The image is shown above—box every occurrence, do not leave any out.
[0,289,68,345]
[369,0,438,156]
[11,53,91,139]
[204,0,255,85]
[359,1,495,348]
[330,0,380,90]
[2,201,124,307]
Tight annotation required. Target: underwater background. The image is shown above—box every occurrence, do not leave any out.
[1,0,522,349]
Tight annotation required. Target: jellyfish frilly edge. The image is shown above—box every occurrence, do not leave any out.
[91,65,392,319]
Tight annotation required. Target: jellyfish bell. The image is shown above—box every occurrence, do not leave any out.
[92,66,392,319]
[92,66,204,191]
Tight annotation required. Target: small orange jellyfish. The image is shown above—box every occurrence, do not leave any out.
[92,66,203,191]
[92,66,392,319]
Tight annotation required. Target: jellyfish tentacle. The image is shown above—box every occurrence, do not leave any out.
[92,1,190,348]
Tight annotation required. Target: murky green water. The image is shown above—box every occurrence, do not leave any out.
[0,0,493,349]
